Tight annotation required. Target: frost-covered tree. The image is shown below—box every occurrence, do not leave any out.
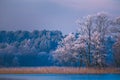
[53,33,90,66]
[112,17,120,67]
[113,36,120,67]
[72,35,87,66]
[77,12,113,67]
[77,15,93,66]
[0,30,63,67]
[53,33,77,66]
[54,12,120,67]
[77,12,120,67]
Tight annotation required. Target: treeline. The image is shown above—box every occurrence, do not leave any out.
[0,30,62,67]
[0,12,120,68]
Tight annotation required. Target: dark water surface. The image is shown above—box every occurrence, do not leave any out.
[0,74,120,80]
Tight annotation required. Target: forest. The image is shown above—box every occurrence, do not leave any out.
[0,30,62,67]
[0,12,120,67]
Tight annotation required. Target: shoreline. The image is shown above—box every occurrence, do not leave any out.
[0,67,120,74]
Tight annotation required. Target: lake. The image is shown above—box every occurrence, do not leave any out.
[0,74,120,80]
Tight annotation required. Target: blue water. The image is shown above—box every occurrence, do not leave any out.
[0,74,120,80]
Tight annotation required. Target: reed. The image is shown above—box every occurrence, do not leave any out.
[0,67,120,74]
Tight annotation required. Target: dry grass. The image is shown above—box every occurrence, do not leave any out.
[0,67,120,74]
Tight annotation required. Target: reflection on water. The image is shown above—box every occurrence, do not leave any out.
[0,74,120,80]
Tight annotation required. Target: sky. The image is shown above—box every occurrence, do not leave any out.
[0,0,120,34]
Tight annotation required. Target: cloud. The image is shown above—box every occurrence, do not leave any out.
[0,0,120,34]
[51,0,120,11]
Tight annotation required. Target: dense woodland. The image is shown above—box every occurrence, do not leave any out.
[0,12,120,67]
[0,30,62,67]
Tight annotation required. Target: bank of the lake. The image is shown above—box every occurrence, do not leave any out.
[0,67,120,74]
